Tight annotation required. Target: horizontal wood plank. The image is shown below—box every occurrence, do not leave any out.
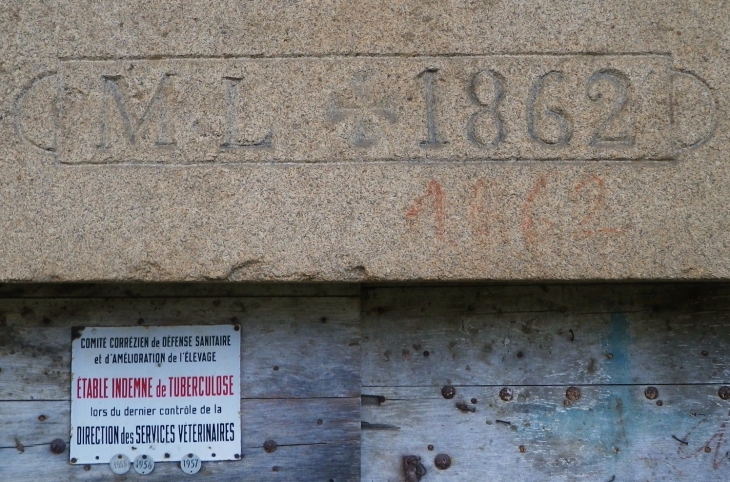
[0,297,360,399]
[0,398,360,449]
[0,440,359,481]
[362,385,730,481]
[0,283,359,298]
[363,283,730,316]
[363,286,730,386]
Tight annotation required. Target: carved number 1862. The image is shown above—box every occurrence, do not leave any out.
[419,68,634,149]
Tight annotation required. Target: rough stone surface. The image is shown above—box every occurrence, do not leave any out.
[1,1,729,281]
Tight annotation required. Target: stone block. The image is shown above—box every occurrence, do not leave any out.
[1,1,728,281]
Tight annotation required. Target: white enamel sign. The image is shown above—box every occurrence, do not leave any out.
[70,325,241,465]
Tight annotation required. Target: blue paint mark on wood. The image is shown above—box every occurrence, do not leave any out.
[606,312,632,384]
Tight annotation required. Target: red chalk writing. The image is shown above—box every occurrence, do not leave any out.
[405,175,628,245]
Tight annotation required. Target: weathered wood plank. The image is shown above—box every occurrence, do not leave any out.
[363,283,730,316]
[0,398,360,449]
[0,297,360,399]
[0,441,360,481]
[363,287,730,386]
[0,282,359,298]
[362,385,730,481]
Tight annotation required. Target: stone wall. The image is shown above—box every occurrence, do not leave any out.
[1,1,728,281]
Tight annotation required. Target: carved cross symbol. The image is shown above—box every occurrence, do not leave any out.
[327,70,397,147]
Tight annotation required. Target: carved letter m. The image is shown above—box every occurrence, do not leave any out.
[97,74,175,149]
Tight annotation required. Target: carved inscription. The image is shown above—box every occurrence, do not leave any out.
[327,70,397,148]
[527,71,574,147]
[417,68,445,148]
[586,69,634,147]
[24,55,712,164]
[221,77,272,150]
[97,74,176,149]
[467,70,506,148]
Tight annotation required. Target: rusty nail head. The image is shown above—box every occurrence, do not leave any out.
[563,399,571,407]
[719,386,730,400]
[272,466,279,472]
[317,419,323,425]
[38,415,46,422]
[434,454,451,470]
[471,398,478,404]
[499,387,513,402]
[83,465,91,471]
[263,439,277,453]
[441,385,456,399]
[50,439,66,454]
[519,445,527,453]
[705,446,712,453]
[656,400,664,406]
[606,353,614,359]
[645,386,659,400]
[566,386,581,401]
[427,444,434,451]
[702,350,709,357]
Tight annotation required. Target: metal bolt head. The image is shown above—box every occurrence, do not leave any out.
[434,453,451,470]
[645,386,659,400]
[263,439,277,453]
[719,386,730,400]
[50,438,66,454]
[566,386,581,401]
[499,387,513,402]
[519,445,527,453]
[441,385,456,399]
